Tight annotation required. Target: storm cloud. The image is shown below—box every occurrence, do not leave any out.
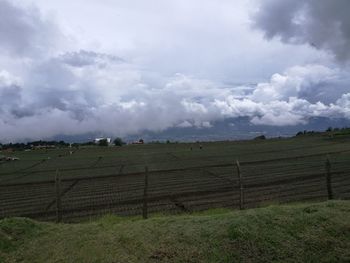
[0,0,61,58]
[253,0,350,62]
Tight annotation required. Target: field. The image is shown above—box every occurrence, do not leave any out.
[1,134,350,222]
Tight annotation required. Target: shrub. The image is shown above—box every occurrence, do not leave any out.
[113,138,124,147]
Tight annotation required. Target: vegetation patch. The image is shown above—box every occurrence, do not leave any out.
[0,201,349,262]
[0,218,47,262]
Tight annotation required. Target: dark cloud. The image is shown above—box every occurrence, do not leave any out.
[59,50,124,68]
[253,0,350,62]
[0,85,21,113]
[0,0,60,57]
[0,71,22,114]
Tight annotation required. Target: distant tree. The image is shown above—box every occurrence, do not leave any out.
[326,127,333,132]
[98,139,108,146]
[150,140,162,144]
[254,135,266,140]
[296,131,304,136]
[166,140,171,144]
[113,137,124,146]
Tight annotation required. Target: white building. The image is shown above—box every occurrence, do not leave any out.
[94,138,111,144]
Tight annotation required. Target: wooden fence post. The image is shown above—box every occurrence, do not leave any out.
[325,157,333,200]
[236,160,244,210]
[142,166,149,219]
[55,169,62,223]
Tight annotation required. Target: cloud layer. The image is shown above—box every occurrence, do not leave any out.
[2,58,350,141]
[0,0,350,142]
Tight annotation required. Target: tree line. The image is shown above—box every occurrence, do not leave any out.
[295,127,350,136]
[0,138,126,150]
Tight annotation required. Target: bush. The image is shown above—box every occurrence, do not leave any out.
[296,131,304,136]
[254,135,266,140]
[98,139,108,147]
[113,138,124,147]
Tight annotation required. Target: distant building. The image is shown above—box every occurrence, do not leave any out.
[0,156,20,161]
[94,138,111,144]
[132,139,144,145]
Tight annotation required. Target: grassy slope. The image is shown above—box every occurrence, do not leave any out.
[1,201,350,263]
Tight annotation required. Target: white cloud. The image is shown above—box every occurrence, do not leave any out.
[0,70,21,87]
[1,59,350,141]
[251,64,337,103]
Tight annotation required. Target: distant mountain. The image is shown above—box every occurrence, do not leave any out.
[124,117,350,142]
[48,117,350,143]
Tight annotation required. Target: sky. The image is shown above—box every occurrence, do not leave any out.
[0,0,350,142]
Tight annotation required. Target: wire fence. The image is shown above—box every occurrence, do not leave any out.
[0,152,350,223]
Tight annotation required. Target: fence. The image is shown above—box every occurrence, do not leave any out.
[1,153,350,223]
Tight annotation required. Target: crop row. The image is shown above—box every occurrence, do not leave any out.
[1,164,349,222]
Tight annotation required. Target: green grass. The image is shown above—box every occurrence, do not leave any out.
[1,201,350,262]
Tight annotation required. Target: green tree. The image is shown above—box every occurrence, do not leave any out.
[113,137,124,146]
[98,139,108,146]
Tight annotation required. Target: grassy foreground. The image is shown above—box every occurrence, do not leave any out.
[1,201,350,263]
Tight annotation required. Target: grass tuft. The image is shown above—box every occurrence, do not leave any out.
[1,201,350,262]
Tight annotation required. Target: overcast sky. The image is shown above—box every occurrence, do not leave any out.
[0,0,350,142]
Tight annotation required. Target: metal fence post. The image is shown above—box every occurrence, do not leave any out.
[142,166,149,219]
[55,169,62,223]
[236,160,244,210]
[325,156,333,200]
